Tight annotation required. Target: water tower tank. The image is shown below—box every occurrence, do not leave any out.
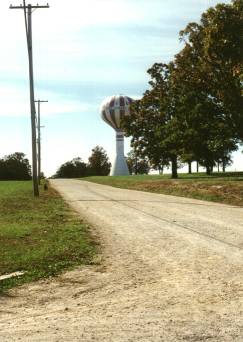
[101,95,133,176]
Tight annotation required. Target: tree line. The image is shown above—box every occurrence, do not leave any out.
[53,146,111,178]
[53,146,151,178]
[0,152,32,180]
[122,0,243,178]
[0,147,149,181]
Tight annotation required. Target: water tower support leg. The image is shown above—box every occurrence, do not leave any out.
[110,131,129,176]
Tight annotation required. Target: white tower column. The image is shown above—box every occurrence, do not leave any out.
[110,130,129,176]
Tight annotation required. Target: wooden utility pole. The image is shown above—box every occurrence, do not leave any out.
[10,2,49,197]
[35,100,48,184]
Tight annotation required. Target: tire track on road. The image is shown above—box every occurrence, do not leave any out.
[75,183,243,252]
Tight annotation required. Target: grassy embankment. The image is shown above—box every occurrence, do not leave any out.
[0,181,96,294]
[83,172,243,207]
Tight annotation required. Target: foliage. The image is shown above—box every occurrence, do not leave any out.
[122,0,243,177]
[54,146,111,178]
[123,63,179,178]
[87,146,111,176]
[54,157,87,178]
[0,152,31,180]
[126,149,150,175]
[174,0,242,172]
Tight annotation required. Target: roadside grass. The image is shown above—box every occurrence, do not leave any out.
[0,181,97,294]
[83,172,243,207]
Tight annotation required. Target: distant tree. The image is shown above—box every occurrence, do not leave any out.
[0,152,31,180]
[126,150,150,175]
[40,172,46,180]
[87,146,111,176]
[54,157,87,178]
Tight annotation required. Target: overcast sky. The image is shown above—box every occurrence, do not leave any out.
[1,0,240,176]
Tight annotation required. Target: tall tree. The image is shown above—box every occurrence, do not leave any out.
[177,0,243,140]
[88,146,111,176]
[170,0,242,173]
[123,0,242,176]
[123,63,180,178]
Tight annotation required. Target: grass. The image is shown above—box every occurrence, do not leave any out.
[0,181,97,294]
[83,172,243,207]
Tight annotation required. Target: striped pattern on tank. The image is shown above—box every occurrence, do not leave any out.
[101,95,133,131]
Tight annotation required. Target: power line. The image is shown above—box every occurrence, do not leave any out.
[10,2,49,197]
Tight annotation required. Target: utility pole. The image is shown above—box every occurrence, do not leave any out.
[35,100,48,184]
[10,2,49,197]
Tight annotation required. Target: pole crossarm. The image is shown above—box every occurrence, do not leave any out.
[10,4,50,9]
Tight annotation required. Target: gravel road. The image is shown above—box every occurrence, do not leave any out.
[0,179,243,342]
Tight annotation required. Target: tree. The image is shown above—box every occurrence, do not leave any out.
[126,150,150,175]
[54,157,87,178]
[123,63,180,178]
[0,152,31,180]
[88,146,111,176]
[123,0,242,177]
[170,0,242,173]
[202,0,243,140]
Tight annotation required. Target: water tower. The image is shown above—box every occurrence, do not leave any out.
[101,95,133,176]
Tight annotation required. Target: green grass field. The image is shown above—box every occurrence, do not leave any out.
[83,172,243,206]
[0,181,96,294]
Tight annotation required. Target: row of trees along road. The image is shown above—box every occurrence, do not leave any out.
[0,152,31,180]
[122,0,243,178]
[54,146,111,178]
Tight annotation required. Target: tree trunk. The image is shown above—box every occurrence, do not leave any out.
[159,165,164,175]
[196,161,199,173]
[135,155,138,175]
[188,161,192,174]
[218,162,220,173]
[171,156,178,179]
[206,165,211,175]
[222,160,226,173]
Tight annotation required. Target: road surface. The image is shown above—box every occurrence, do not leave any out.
[0,179,243,341]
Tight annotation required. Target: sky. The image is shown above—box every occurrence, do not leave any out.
[1,0,241,176]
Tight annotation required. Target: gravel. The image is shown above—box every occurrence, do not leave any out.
[0,179,242,342]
